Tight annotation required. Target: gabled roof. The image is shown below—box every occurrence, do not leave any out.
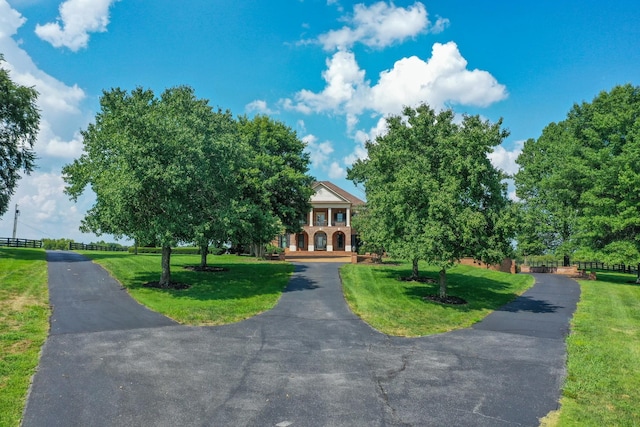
[312,181,365,206]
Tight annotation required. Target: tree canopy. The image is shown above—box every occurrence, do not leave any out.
[348,103,513,298]
[515,84,640,265]
[63,86,314,285]
[0,54,41,217]
[63,86,239,286]
[232,115,313,256]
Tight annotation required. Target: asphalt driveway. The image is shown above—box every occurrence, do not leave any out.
[23,251,580,426]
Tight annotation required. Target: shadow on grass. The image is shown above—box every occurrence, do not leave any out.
[374,265,527,311]
[125,260,294,302]
[0,247,46,262]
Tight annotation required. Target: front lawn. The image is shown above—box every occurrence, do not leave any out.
[552,272,640,426]
[0,248,49,427]
[340,261,534,336]
[81,252,293,325]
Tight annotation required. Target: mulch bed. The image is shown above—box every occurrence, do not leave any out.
[142,281,191,290]
[399,276,437,283]
[399,276,468,305]
[422,295,468,305]
[183,266,229,272]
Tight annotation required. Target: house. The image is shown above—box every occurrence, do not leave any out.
[281,181,365,252]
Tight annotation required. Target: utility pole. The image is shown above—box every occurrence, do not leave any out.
[12,204,19,240]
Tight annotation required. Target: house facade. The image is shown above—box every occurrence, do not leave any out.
[284,181,365,252]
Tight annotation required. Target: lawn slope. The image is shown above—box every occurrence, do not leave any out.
[341,261,534,336]
[82,252,293,325]
[0,248,49,427]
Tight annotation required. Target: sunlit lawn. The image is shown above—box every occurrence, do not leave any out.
[81,251,293,325]
[340,261,534,336]
[552,272,640,426]
[0,248,49,427]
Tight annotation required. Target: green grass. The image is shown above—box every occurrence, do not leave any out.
[80,252,293,325]
[554,272,640,426]
[340,261,534,336]
[0,248,49,427]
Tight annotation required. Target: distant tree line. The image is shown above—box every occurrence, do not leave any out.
[63,86,313,288]
[41,238,127,251]
[515,84,640,268]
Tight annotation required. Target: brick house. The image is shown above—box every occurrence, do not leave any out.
[279,181,365,253]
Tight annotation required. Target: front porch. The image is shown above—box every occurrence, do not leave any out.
[285,251,353,263]
[288,229,353,252]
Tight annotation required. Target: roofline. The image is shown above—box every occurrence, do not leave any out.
[312,181,365,206]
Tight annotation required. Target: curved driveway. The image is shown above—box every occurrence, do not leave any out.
[23,251,580,426]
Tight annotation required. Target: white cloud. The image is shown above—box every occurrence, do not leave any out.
[245,99,277,115]
[35,0,118,51]
[0,170,92,240]
[285,50,367,114]
[328,161,346,179]
[41,128,84,159]
[317,1,445,51]
[488,141,523,176]
[344,117,387,166]
[303,134,334,167]
[284,42,507,119]
[371,42,507,114]
[0,0,25,38]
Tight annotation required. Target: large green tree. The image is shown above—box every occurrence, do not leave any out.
[0,55,40,217]
[515,84,640,266]
[189,108,242,268]
[514,121,581,264]
[348,104,513,298]
[63,86,235,286]
[233,115,314,256]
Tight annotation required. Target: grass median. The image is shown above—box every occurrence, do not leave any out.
[550,272,640,426]
[80,251,293,325]
[340,261,534,336]
[0,248,49,427]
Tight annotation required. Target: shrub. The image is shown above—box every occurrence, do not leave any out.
[128,246,200,254]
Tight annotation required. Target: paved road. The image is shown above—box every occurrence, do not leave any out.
[23,251,580,426]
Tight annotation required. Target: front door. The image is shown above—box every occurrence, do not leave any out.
[315,232,327,250]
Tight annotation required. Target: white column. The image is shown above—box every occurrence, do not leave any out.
[328,207,332,226]
[309,210,313,227]
[346,207,351,227]
[289,233,297,252]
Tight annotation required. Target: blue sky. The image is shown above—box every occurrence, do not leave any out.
[1,0,639,243]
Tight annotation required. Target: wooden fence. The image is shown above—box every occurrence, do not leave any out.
[575,261,638,275]
[0,238,42,248]
[523,260,639,275]
[69,242,127,252]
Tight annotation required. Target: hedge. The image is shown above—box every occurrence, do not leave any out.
[127,246,226,255]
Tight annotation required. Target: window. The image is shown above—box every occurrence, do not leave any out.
[315,212,327,226]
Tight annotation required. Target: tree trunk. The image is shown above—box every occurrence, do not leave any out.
[439,268,447,298]
[563,254,570,267]
[159,245,172,288]
[412,258,419,279]
[200,244,208,268]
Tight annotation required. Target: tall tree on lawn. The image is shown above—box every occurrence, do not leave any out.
[348,103,514,298]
